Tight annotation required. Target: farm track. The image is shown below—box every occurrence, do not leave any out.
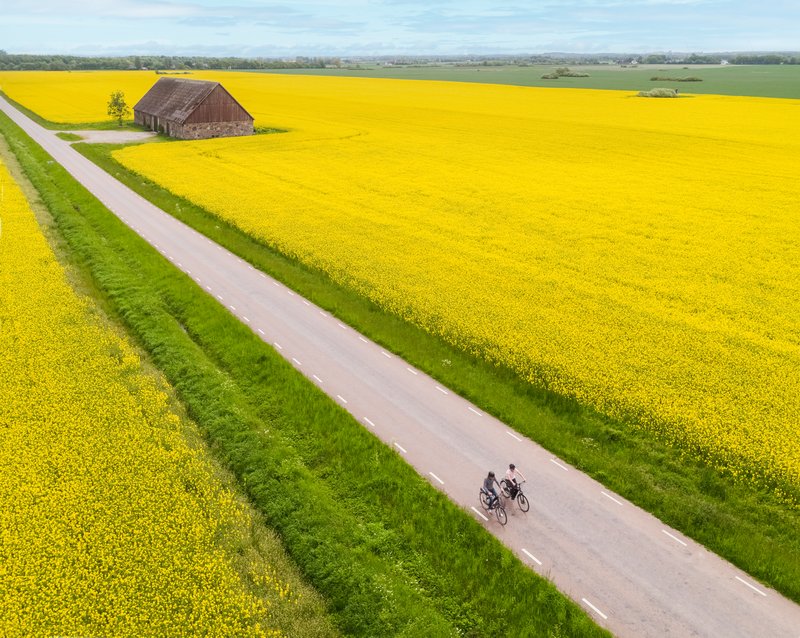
[3,94,800,637]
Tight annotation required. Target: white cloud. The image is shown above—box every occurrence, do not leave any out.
[1,0,797,55]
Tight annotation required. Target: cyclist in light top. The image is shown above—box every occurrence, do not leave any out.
[505,463,527,499]
[483,471,502,510]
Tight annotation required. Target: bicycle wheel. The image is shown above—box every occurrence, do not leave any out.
[479,490,491,510]
[500,479,512,498]
[517,493,530,512]
[495,505,507,526]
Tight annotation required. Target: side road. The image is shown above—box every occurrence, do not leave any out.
[3,95,799,637]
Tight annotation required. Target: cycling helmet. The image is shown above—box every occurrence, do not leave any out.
[509,464,516,470]
[488,471,495,478]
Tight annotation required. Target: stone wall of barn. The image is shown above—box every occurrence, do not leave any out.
[174,121,253,140]
[134,110,253,140]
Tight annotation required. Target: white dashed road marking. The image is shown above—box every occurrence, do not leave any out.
[429,472,444,485]
[550,459,569,471]
[506,431,522,442]
[468,407,482,417]
[582,598,608,620]
[394,442,407,453]
[522,548,542,566]
[735,576,767,597]
[661,530,687,547]
[601,491,623,506]
[471,506,489,521]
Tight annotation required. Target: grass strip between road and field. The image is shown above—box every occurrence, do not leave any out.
[0,112,609,637]
[74,138,800,605]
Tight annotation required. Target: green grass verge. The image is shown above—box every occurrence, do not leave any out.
[56,132,84,141]
[249,64,800,99]
[72,138,800,605]
[0,112,607,636]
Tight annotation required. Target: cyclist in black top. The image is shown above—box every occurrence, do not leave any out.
[482,471,502,509]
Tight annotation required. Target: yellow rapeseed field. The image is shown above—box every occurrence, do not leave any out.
[0,154,330,635]
[2,71,798,499]
[0,70,158,123]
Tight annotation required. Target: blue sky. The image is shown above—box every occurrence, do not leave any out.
[1,0,798,56]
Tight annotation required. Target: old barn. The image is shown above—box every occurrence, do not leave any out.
[134,77,254,140]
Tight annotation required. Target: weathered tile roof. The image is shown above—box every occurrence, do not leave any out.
[133,77,247,124]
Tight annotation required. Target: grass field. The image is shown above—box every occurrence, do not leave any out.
[257,63,800,99]
[0,109,607,637]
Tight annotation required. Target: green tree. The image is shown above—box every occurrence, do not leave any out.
[107,90,130,127]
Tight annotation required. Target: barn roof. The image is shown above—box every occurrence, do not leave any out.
[133,77,252,124]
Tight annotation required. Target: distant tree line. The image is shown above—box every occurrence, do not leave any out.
[0,51,341,71]
[0,50,797,71]
[642,53,799,65]
[360,53,800,66]
[728,54,799,64]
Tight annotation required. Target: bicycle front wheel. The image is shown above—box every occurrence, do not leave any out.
[495,506,507,526]
[517,493,530,512]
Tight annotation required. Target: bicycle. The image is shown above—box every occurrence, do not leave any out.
[500,479,530,513]
[479,488,508,525]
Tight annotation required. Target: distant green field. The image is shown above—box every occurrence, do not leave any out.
[256,64,800,99]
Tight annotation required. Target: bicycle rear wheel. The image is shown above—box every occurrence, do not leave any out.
[500,479,512,498]
[495,506,507,525]
[479,490,491,510]
[517,493,530,512]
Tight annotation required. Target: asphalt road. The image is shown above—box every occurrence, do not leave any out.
[3,95,799,637]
